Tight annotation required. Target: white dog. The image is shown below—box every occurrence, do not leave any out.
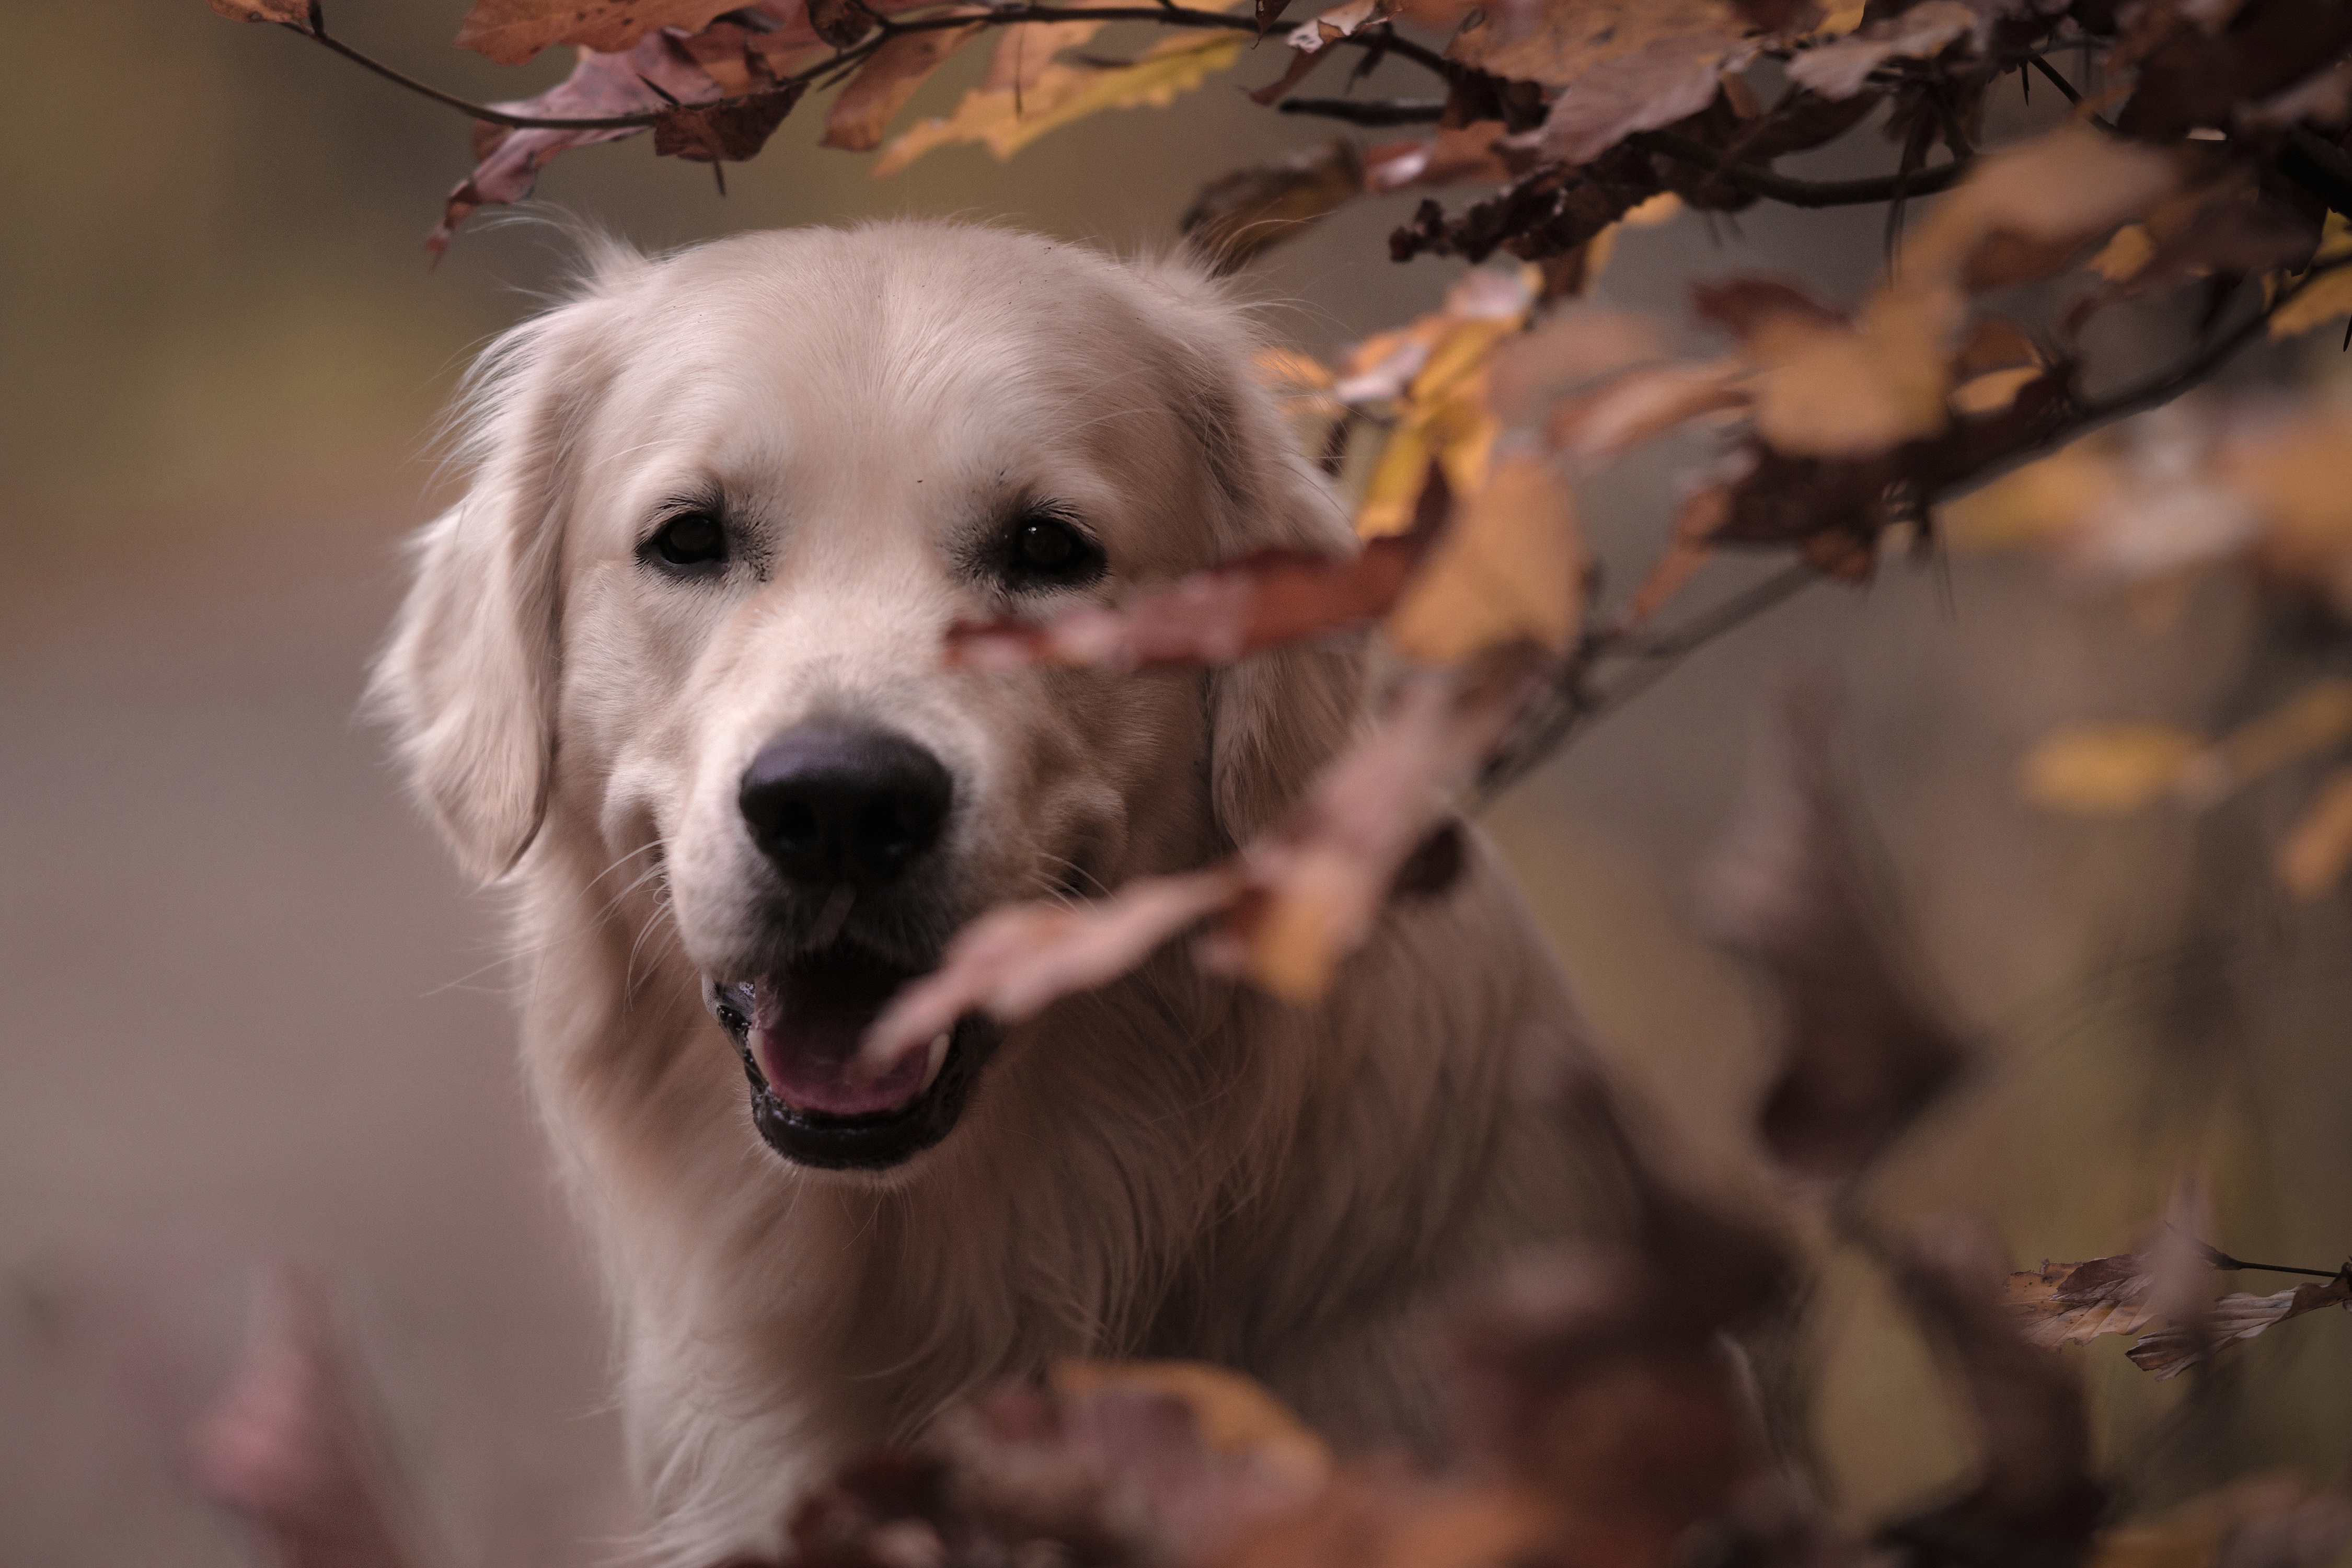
[374,221,1608,1566]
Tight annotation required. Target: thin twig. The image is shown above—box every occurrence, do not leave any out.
[291,1,1447,134]
[1631,129,1970,209]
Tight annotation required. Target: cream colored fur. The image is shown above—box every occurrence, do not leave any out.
[373,222,1611,1568]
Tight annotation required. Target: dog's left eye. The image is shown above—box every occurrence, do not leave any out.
[642,511,729,574]
[999,511,1104,590]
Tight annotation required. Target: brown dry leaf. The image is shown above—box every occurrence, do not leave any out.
[2019,722,2204,814]
[1050,1361,1332,1489]
[209,0,313,21]
[1742,283,1962,459]
[875,29,1245,176]
[1181,141,1366,272]
[1519,29,1764,166]
[1698,687,1965,1180]
[2007,1254,2170,1348]
[430,35,724,256]
[1619,482,1728,630]
[1214,655,1542,1002]
[2277,765,2352,901]
[1363,122,1516,193]
[1486,303,1670,427]
[1784,0,1984,100]
[1447,0,1749,95]
[1386,450,1584,664]
[823,25,987,151]
[860,869,1250,1069]
[1881,1217,2107,1559]
[2127,1270,2352,1380]
[946,531,1431,672]
[1547,360,1747,465]
[1906,123,2181,290]
[653,81,808,163]
[454,0,743,65]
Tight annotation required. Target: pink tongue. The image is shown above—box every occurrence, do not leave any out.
[752,953,928,1117]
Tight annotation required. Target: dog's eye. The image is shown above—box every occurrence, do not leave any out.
[1001,512,1104,590]
[643,511,729,573]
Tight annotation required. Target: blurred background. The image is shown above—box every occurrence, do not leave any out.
[3,5,2347,1564]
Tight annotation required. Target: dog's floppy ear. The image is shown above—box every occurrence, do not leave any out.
[370,292,619,884]
[1128,271,1367,846]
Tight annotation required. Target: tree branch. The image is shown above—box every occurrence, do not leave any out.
[287,2,1448,135]
[1630,129,1970,207]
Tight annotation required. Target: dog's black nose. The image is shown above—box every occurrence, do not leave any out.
[739,724,953,885]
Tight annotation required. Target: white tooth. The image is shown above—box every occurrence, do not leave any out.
[920,1031,951,1092]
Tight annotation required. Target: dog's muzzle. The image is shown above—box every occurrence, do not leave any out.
[704,722,996,1170]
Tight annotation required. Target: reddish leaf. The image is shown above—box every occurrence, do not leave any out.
[429,34,722,257]
[946,530,1431,672]
[454,0,745,66]
[822,26,983,151]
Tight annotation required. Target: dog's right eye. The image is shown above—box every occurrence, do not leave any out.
[642,512,729,574]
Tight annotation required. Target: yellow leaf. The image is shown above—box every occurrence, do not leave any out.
[1238,845,1380,1003]
[2020,722,2203,814]
[1943,440,2122,552]
[1951,363,2044,415]
[2089,223,2156,283]
[2268,270,2352,339]
[2185,678,2352,803]
[875,29,1244,176]
[1818,1,1867,30]
[1621,190,1684,227]
[1051,1359,1332,1486]
[1254,347,1335,391]
[1387,449,1584,662]
[2277,765,2352,901]
[1745,281,1961,457]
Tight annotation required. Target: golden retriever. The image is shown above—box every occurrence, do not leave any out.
[373,221,1604,1566]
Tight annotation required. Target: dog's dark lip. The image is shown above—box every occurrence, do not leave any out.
[702,971,997,1171]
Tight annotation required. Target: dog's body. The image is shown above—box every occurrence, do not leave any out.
[375,222,1606,1565]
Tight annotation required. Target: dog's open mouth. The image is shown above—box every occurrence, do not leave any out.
[703,951,993,1171]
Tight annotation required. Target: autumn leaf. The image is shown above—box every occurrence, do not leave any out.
[1906,123,2181,290]
[1385,448,1585,664]
[1050,1361,1332,1489]
[860,868,1251,1070]
[1784,0,1985,101]
[1181,140,1365,273]
[209,0,313,22]
[822,25,987,152]
[2018,722,2204,815]
[1698,687,1965,1180]
[1446,0,1751,99]
[944,530,1433,672]
[1879,1217,2107,1560]
[1211,654,1543,1002]
[429,34,724,256]
[875,29,1246,176]
[2268,212,2352,340]
[2127,1270,2352,1381]
[653,82,808,165]
[453,0,745,66]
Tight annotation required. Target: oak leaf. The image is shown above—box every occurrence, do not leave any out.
[430,33,724,256]
[875,30,1246,176]
[1386,449,1585,664]
[822,25,986,151]
[453,0,744,66]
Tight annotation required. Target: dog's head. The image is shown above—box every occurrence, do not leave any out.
[374,223,1358,1174]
